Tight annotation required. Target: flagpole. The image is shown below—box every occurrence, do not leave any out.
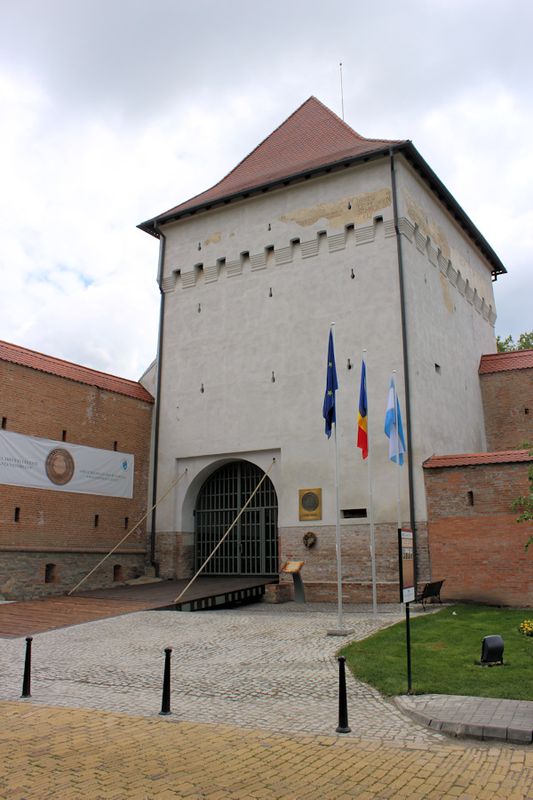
[392,370,402,530]
[325,324,352,637]
[332,324,344,631]
[364,350,378,616]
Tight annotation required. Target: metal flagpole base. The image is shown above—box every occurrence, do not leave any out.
[327,628,354,637]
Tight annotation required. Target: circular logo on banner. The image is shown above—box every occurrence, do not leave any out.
[45,448,75,485]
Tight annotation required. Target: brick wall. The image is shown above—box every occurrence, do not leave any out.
[424,462,533,606]
[277,522,430,604]
[0,360,153,599]
[480,369,533,450]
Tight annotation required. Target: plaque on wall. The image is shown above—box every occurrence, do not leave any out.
[298,488,322,521]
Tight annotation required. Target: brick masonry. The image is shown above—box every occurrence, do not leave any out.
[0,359,153,599]
[424,462,533,606]
[278,523,430,603]
[0,551,146,600]
[480,367,533,450]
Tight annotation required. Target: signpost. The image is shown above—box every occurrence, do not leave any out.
[398,528,414,693]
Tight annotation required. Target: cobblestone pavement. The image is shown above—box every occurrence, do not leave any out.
[0,603,445,744]
[1,701,532,799]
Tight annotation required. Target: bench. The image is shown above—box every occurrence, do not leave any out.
[415,580,444,609]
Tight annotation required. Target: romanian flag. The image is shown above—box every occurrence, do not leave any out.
[357,360,368,459]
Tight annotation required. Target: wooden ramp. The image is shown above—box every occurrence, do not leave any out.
[0,576,275,638]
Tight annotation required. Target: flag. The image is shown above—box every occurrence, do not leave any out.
[357,360,368,459]
[322,329,338,438]
[384,378,406,465]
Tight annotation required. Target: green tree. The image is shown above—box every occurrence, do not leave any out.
[497,331,533,352]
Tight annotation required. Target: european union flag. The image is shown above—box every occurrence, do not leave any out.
[322,329,338,438]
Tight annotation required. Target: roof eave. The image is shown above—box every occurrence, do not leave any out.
[398,143,507,278]
[139,141,508,279]
[137,145,395,237]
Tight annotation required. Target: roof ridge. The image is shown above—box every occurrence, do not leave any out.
[0,340,142,387]
[0,340,154,403]
[423,448,533,469]
[143,96,404,227]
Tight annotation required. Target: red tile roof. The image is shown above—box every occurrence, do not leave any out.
[0,340,154,403]
[424,449,533,469]
[479,349,533,374]
[140,96,404,228]
[138,96,507,279]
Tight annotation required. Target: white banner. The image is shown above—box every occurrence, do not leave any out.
[0,430,134,498]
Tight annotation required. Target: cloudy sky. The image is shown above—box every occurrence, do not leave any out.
[1,0,531,380]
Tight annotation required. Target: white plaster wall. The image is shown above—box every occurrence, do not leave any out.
[156,161,410,532]
[154,155,501,537]
[396,156,497,519]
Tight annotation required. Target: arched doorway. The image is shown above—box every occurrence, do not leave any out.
[194,460,278,575]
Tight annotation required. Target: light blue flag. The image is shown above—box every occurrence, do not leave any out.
[384,378,406,465]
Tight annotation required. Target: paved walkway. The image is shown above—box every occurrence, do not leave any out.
[1,700,532,799]
[1,603,533,797]
[398,694,533,745]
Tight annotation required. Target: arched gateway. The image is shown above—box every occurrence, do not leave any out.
[194,461,278,576]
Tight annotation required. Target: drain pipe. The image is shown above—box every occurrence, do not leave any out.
[389,149,417,583]
[150,222,167,570]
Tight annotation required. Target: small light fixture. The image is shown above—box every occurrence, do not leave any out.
[271,371,276,383]
[269,287,273,297]
[479,635,504,666]
[197,242,202,250]
[198,303,201,313]
[200,383,204,393]
[350,268,355,279]
[346,358,352,370]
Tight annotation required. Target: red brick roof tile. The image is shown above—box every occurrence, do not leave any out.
[479,349,533,374]
[141,96,404,227]
[0,340,154,403]
[423,449,533,469]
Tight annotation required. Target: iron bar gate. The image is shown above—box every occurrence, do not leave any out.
[194,461,278,575]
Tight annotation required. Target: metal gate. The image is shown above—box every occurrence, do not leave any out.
[194,461,278,575]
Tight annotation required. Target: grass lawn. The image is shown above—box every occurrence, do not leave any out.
[340,604,533,700]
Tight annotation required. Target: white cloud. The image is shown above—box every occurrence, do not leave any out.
[0,1,532,383]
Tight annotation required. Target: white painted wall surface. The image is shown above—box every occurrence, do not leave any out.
[396,156,497,518]
[154,155,500,538]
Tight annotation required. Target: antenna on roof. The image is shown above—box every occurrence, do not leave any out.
[339,62,345,120]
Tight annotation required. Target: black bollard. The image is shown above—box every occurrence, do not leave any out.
[21,636,33,698]
[159,647,172,715]
[336,656,351,733]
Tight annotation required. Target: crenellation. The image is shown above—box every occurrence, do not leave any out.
[384,219,396,237]
[181,270,197,289]
[327,231,346,252]
[398,217,415,241]
[414,226,427,253]
[249,252,267,271]
[274,245,293,265]
[226,258,243,278]
[161,275,177,293]
[300,237,320,258]
[164,208,494,326]
[437,252,449,274]
[447,263,458,286]
[204,263,220,283]
[355,224,375,245]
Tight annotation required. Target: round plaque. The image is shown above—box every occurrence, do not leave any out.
[45,448,75,485]
[301,491,319,512]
